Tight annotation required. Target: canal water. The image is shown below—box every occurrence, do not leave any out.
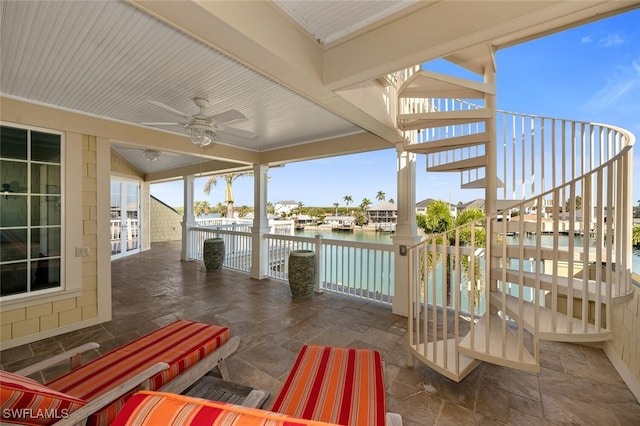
[297,228,640,288]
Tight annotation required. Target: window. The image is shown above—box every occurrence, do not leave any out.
[1,125,63,297]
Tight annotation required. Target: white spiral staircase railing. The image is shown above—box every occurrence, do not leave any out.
[398,69,635,381]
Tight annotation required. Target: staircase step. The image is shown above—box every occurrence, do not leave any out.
[399,70,494,99]
[408,338,481,383]
[490,267,610,303]
[499,244,600,264]
[428,155,485,172]
[404,132,489,155]
[489,292,612,342]
[458,313,539,372]
[495,199,534,211]
[461,176,504,189]
[398,109,492,131]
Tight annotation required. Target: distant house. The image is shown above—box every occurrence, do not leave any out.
[324,215,356,231]
[368,201,398,224]
[274,200,299,216]
[292,214,315,229]
[458,199,485,211]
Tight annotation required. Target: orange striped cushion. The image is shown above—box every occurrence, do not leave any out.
[46,320,229,426]
[270,345,386,426]
[0,370,86,425]
[111,391,337,426]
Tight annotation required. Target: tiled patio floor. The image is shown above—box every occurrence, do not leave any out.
[2,241,639,425]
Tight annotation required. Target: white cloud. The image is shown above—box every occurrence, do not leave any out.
[580,36,593,44]
[582,57,640,111]
[599,34,626,47]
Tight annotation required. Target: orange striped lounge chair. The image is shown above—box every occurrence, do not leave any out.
[0,319,239,426]
[109,345,402,426]
[270,345,402,426]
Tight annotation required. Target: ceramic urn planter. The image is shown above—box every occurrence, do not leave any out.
[203,238,225,271]
[287,249,316,299]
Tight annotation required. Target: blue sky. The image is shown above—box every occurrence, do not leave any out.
[151,9,640,208]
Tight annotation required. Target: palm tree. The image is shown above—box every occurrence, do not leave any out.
[333,202,339,216]
[633,225,640,247]
[193,200,211,217]
[203,172,252,218]
[360,198,372,211]
[376,191,385,202]
[343,195,353,212]
[417,200,485,306]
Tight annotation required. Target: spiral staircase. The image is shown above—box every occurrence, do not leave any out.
[398,58,636,381]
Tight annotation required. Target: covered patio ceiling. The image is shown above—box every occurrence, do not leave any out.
[1,0,637,181]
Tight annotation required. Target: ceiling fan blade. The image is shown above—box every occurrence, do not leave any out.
[208,109,245,124]
[220,126,258,140]
[147,100,190,120]
[140,122,185,126]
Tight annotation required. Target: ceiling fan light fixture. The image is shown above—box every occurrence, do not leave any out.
[186,122,217,147]
[142,149,160,162]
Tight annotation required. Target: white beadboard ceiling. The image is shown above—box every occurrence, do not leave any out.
[0,1,359,150]
[275,0,422,45]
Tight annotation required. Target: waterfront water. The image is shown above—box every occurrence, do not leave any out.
[296,227,395,243]
[298,227,640,284]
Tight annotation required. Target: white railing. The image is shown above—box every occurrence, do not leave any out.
[195,217,295,235]
[265,234,395,303]
[186,227,395,304]
[406,114,635,377]
[189,227,253,271]
[401,95,629,202]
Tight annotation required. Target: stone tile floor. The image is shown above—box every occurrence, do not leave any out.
[2,241,639,425]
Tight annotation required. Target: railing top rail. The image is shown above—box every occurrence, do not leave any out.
[265,233,394,251]
[190,226,251,237]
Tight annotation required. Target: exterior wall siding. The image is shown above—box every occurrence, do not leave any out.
[609,286,640,400]
[150,197,182,242]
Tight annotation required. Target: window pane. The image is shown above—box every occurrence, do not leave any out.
[0,229,28,261]
[31,164,61,194]
[32,257,60,291]
[31,131,60,163]
[1,263,28,296]
[1,160,27,196]
[31,196,61,226]
[0,194,28,227]
[31,227,61,257]
[0,126,27,160]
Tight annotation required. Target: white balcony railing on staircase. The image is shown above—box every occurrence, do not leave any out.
[400,69,635,382]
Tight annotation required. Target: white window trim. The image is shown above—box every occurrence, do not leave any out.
[0,122,84,307]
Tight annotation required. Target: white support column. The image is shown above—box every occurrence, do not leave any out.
[250,164,270,279]
[392,142,421,317]
[484,56,498,298]
[181,175,197,261]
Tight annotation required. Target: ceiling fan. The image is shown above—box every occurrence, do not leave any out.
[142,98,257,147]
[115,147,182,162]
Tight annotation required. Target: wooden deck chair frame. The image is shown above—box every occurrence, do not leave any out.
[12,336,240,426]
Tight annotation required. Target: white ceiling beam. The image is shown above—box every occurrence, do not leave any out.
[323,1,640,87]
[128,0,403,144]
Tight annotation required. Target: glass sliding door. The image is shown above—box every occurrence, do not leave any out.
[110,179,140,259]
